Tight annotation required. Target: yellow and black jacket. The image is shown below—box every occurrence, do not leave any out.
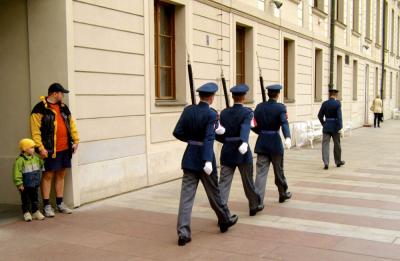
[30,96,79,158]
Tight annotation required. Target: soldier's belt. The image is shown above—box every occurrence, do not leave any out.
[225,137,242,142]
[325,118,337,121]
[187,140,204,146]
[260,130,279,134]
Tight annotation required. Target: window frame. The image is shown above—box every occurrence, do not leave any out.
[154,0,176,100]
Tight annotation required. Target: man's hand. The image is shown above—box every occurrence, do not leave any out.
[39,149,48,159]
[18,185,24,192]
[203,161,213,175]
[72,143,79,154]
[238,142,248,155]
[215,122,226,135]
[339,129,344,139]
[284,138,292,149]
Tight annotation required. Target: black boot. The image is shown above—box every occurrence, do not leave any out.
[219,214,238,233]
[324,165,329,170]
[279,192,292,203]
[249,204,264,216]
[336,161,345,167]
[178,236,191,246]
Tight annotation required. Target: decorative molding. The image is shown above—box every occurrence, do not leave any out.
[155,100,187,107]
[312,7,328,19]
[287,0,302,4]
[335,20,346,29]
[352,30,361,38]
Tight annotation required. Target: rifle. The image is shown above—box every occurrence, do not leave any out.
[256,52,267,102]
[220,69,230,108]
[187,51,196,105]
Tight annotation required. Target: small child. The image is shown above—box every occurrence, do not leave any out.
[13,139,45,222]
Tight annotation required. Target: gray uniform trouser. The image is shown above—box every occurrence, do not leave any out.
[177,169,231,238]
[219,164,261,215]
[255,154,288,205]
[322,132,342,166]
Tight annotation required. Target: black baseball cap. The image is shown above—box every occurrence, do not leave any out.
[48,83,69,94]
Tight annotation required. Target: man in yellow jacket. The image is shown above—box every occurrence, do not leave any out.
[31,83,79,217]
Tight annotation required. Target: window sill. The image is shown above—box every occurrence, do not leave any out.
[364,37,373,44]
[384,48,389,53]
[375,43,382,49]
[287,0,301,4]
[335,20,346,29]
[284,98,295,104]
[312,7,328,18]
[244,99,255,105]
[155,100,188,107]
[314,98,323,103]
[352,30,361,38]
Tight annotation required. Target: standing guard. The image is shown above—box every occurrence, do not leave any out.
[173,82,238,246]
[318,89,345,170]
[253,84,292,204]
[216,84,264,216]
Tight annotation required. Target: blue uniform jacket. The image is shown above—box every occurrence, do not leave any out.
[216,104,253,166]
[318,98,343,134]
[252,99,291,156]
[173,102,218,173]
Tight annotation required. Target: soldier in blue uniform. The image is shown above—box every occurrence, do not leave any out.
[252,84,292,204]
[216,84,264,216]
[318,89,345,170]
[173,82,238,246]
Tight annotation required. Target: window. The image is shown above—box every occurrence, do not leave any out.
[236,26,245,85]
[284,39,295,102]
[313,0,324,11]
[391,9,394,52]
[352,0,360,32]
[376,0,381,44]
[375,67,379,96]
[154,1,175,99]
[336,0,345,23]
[390,71,393,99]
[382,69,386,99]
[352,60,358,101]
[366,0,371,39]
[397,16,400,55]
[336,55,343,100]
[384,1,388,50]
[314,48,323,102]
[235,23,254,101]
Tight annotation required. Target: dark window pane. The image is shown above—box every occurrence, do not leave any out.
[160,5,173,35]
[160,36,172,66]
[160,68,172,97]
[236,52,243,73]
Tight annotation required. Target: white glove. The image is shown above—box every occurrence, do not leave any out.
[203,161,213,175]
[339,129,344,138]
[215,121,226,135]
[238,142,248,155]
[284,138,291,149]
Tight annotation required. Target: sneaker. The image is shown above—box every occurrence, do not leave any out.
[57,202,73,214]
[32,210,45,220]
[44,205,55,218]
[23,212,32,222]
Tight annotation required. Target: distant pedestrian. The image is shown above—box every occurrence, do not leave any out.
[370,95,383,128]
[13,139,45,222]
[30,83,79,217]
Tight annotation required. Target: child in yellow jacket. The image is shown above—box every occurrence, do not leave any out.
[13,139,45,221]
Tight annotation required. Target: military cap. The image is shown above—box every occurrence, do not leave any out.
[196,82,218,94]
[266,84,282,92]
[328,88,339,93]
[230,84,249,95]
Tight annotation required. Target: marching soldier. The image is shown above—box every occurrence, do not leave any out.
[216,84,264,216]
[252,84,292,204]
[318,89,345,170]
[173,82,238,246]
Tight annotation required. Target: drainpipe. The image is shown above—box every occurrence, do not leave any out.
[381,1,386,100]
[329,0,336,90]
